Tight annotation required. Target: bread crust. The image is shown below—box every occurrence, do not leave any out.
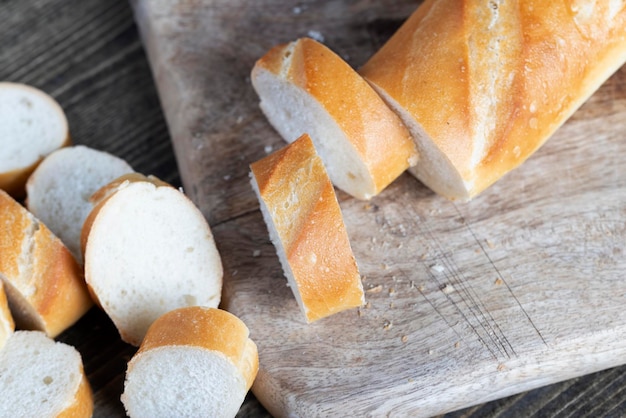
[135,306,259,390]
[360,0,626,199]
[252,38,417,200]
[56,372,94,418]
[0,190,93,338]
[250,134,364,322]
[0,82,71,198]
[0,281,15,350]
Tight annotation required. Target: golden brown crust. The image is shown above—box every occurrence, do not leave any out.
[0,281,15,349]
[253,37,417,198]
[360,0,626,199]
[250,134,364,322]
[138,307,259,390]
[0,190,93,338]
[0,135,71,199]
[56,373,94,418]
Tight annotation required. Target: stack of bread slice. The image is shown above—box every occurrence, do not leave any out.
[0,83,258,417]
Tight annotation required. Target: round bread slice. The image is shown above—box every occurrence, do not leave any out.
[251,37,418,200]
[121,307,258,418]
[26,145,134,264]
[82,174,223,346]
[250,133,364,322]
[0,190,93,338]
[0,82,70,198]
[0,281,15,351]
[0,330,93,417]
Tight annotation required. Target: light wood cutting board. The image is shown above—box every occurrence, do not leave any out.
[131,1,626,416]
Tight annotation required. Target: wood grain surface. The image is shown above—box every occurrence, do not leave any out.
[2,0,626,417]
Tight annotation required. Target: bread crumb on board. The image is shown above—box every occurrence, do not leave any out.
[430,264,445,273]
[366,284,383,294]
[440,283,455,294]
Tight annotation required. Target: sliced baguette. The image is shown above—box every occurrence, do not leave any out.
[0,330,93,417]
[121,307,258,418]
[0,281,15,351]
[250,133,364,322]
[0,82,70,198]
[82,174,223,346]
[26,145,134,264]
[359,0,626,200]
[0,190,93,338]
[251,37,417,200]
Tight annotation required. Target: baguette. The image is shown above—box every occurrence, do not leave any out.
[360,0,626,200]
[0,331,93,417]
[26,145,134,264]
[251,37,417,200]
[82,174,223,346]
[250,134,364,322]
[0,281,15,350]
[0,190,93,338]
[0,82,70,198]
[121,307,258,418]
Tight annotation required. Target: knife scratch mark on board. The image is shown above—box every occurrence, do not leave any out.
[434,251,517,359]
[395,200,517,362]
[418,218,516,361]
[397,267,468,348]
[453,204,549,349]
[423,265,502,361]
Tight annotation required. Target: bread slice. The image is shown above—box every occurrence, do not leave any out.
[360,0,626,200]
[0,82,70,198]
[0,281,15,351]
[82,174,223,346]
[26,145,134,264]
[250,134,364,322]
[121,306,258,418]
[0,330,93,417]
[0,190,93,338]
[251,37,417,200]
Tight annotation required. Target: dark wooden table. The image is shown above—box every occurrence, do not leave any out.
[2,1,626,417]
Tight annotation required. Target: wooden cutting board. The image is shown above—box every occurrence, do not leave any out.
[131,1,626,416]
